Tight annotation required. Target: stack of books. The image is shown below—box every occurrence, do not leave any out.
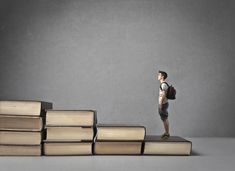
[0,100,52,156]
[0,100,192,156]
[94,124,146,155]
[43,110,97,155]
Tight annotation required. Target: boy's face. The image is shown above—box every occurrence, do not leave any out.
[157,73,162,80]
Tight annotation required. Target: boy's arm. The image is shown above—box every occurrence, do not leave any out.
[159,91,167,107]
[159,83,168,108]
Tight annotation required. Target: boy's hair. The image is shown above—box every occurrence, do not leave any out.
[158,70,168,80]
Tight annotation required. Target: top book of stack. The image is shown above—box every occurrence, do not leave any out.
[0,100,53,116]
[45,110,97,127]
[95,124,146,141]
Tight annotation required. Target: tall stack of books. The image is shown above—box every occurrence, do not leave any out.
[94,124,146,155]
[43,110,97,155]
[0,100,52,156]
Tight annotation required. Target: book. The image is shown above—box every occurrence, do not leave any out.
[0,115,43,131]
[96,124,146,141]
[0,145,41,156]
[143,135,192,155]
[46,127,94,141]
[94,141,143,155]
[0,100,52,116]
[43,142,92,155]
[0,131,42,145]
[46,110,96,127]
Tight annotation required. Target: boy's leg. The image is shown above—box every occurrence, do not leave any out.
[160,103,170,139]
[159,102,170,137]
[163,118,169,134]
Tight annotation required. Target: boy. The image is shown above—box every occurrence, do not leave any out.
[157,70,170,139]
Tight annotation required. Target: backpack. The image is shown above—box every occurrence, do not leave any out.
[160,82,176,100]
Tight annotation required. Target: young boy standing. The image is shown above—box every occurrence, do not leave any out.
[157,70,170,139]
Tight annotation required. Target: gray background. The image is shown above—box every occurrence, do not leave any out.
[0,0,234,137]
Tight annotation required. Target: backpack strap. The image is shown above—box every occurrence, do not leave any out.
[160,82,169,90]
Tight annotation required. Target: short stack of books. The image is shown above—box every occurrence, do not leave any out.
[0,100,52,156]
[94,124,146,155]
[43,110,97,155]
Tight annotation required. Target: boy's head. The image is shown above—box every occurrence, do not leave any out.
[158,70,168,80]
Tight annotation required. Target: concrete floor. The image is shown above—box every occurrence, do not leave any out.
[1,137,235,171]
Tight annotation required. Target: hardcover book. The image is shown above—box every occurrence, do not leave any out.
[43,142,92,155]
[96,124,146,141]
[46,110,96,127]
[0,115,43,131]
[0,145,41,156]
[94,141,143,155]
[143,135,192,155]
[46,127,94,141]
[0,100,52,116]
[0,131,42,145]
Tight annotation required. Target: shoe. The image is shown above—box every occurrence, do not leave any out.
[161,133,170,140]
[161,132,167,138]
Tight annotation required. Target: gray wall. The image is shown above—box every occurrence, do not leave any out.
[0,0,234,137]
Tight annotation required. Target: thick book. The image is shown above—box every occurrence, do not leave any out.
[46,110,96,127]
[0,131,42,145]
[43,142,92,155]
[94,141,143,155]
[143,135,192,155]
[0,100,52,116]
[46,127,94,141]
[0,145,41,156]
[96,124,146,141]
[0,115,43,131]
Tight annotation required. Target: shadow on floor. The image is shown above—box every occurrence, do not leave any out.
[191,150,202,156]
